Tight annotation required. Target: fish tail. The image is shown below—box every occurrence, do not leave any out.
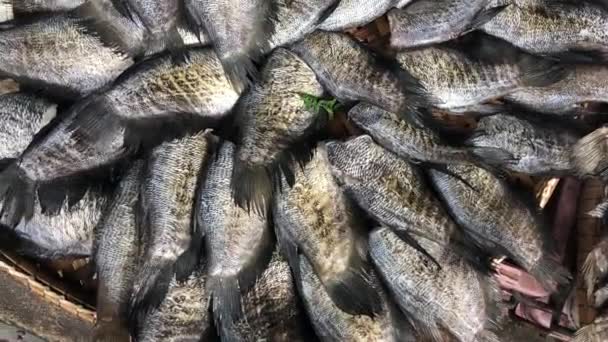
[518,54,567,87]
[210,275,243,336]
[128,261,174,336]
[0,163,36,228]
[573,127,608,178]
[231,161,272,216]
[325,261,383,316]
[529,255,572,292]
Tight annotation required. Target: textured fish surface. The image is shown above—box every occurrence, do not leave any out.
[396,46,564,111]
[572,126,608,181]
[198,140,274,340]
[388,0,505,49]
[94,161,142,342]
[574,313,608,342]
[481,1,608,61]
[0,97,128,227]
[504,66,608,115]
[348,103,471,164]
[273,145,382,316]
[222,250,310,341]
[298,256,414,342]
[0,188,108,259]
[0,46,238,228]
[130,130,212,331]
[326,135,460,253]
[0,6,136,98]
[232,48,324,214]
[582,236,608,307]
[290,31,427,123]
[370,226,502,342]
[0,93,57,160]
[117,0,183,54]
[269,0,338,49]
[317,0,410,32]
[466,114,579,175]
[429,163,571,289]
[185,0,277,92]
[138,267,214,342]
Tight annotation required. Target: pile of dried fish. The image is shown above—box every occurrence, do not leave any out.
[2,0,608,341]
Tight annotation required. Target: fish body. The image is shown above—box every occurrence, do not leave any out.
[481,1,608,61]
[0,93,57,160]
[290,31,426,120]
[138,267,213,342]
[232,48,324,214]
[348,103,471,164]
[198,141,274,339]
[505,66,608,115]
[317,0,409,31]
[0,9,135,98]
[223,251,310,342]
[101,47,240,125]
[325,135,458,251]
[369,226,501,342]
[118,0,183,54]
[0,47,237,227]
[273,145,382,316]
[94,161,142,342]
[130,130,212,330]
[429,162,571,289]
[269,0,339,49]
[388,0,505,49]
[467,114,579,175]
[298,256,408,342]
[396,46,563,111]
[185,0,277,92]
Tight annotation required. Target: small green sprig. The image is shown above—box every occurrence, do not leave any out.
[299,93,343,120]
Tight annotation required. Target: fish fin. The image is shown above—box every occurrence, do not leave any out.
[174,231,204,283]
[65,97,126,150]
[547,48,608,64]
[423,162,478,192]
[128,262,175,335]
[71,2,138,58]
[408,314,444,342]
[573,126,608,179]
[588,200,608,218]
[518,54,567,87]
[0,164,36,228]
[468,146,515,167]
[476,330,502,342]
[315,0,341,25]
[391,228,441,268]
[274,222,302,284]
[465,5,509,33]
[325,257,383,316]
[205,1,277,92]
[0,158,15,172]
[594,284,608,308]
[231,139,316,217]
[36,183,66,215]
[528,254,572,292]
